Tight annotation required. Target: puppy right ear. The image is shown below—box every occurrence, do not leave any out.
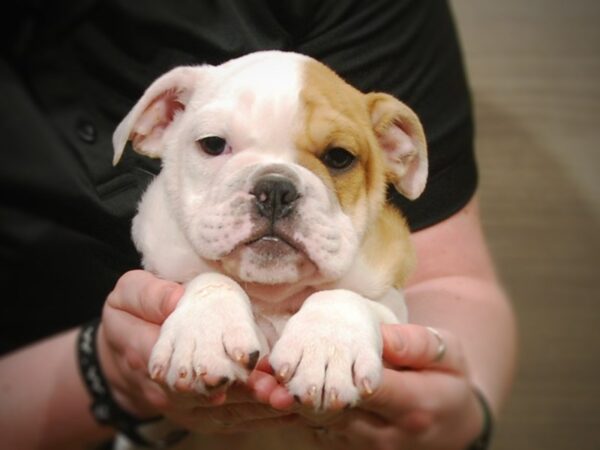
[112,66,200,165]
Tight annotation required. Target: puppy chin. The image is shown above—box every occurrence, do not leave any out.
[220,240,316,285]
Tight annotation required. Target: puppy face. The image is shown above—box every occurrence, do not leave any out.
[113,51,427,288]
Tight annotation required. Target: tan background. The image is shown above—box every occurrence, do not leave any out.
[448,1,600,449]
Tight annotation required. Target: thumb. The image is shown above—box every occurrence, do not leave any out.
[107,270,184,324]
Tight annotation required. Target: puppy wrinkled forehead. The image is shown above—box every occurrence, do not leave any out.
[186,52,312,158]
[173,51,374,171]
[210,51,307,102]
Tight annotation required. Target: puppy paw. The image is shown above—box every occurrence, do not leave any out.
[148,274,264,395]
[269,290,384,412]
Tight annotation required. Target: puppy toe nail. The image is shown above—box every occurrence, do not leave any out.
[205,376,230,390]
[216,376,230,388]
[306,384,320,406]
[277,364,291,381]
[329,388,339,403]
[361,378,373,396]
[196,366,207,377]
[150,364,164,380]
[247,351,260,370]
[232,348,244,363]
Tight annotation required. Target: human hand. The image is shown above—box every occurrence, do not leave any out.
[160,359,298,433]
[311,324,486,450]
[98,270,296,434]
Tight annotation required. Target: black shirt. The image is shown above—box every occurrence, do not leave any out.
[0,0,476,354]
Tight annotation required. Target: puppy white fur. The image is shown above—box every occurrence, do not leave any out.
[113,51,427,449]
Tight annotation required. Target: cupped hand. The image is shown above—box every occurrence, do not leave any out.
[313,324,486,450]
[98,270,296,434]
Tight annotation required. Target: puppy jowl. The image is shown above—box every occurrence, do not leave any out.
[113,51,427,415]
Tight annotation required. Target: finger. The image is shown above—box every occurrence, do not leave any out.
[107,270,184,324]
[303,407,388,431]
[245,358,296,410]
[247,370,279,403]
[255,355,274,374]
[361,368,468,424]
[268,384,295,410]
[203,403,296,423]
[232,414,299,433]
[381,324,467,374]
[299,410,397,450]
[246,370,295,410]
[321,410,395,450]
[186,413,298,435]
[169,402,297,433]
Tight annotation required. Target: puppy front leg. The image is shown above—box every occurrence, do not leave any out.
[149,273,267,395]
[269,289,403,412]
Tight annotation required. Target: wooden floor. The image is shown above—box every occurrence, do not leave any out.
[449,1,600,449]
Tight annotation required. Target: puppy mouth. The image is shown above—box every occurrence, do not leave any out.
[245,229,302,254]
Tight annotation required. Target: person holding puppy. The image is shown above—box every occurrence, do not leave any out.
[0,1,516,449]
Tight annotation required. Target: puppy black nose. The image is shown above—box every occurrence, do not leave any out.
[252,175,299,221]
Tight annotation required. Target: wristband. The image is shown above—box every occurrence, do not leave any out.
[77,318,188,448]
[466,388,494,450]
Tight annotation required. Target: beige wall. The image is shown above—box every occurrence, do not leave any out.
[448,1,600,449]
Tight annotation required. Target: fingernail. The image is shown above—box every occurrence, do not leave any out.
[361,378,374,396]
[247,351,260,370]
[252,374,274,399]
[150,364,163,380]
[232,348,244,363]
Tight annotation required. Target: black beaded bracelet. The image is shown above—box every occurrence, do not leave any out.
[77,318,188,448]
[466,388,494,450]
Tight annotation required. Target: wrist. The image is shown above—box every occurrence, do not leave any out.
[77,319,188,447]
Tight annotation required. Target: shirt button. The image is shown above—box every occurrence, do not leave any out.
[76,119,97,144]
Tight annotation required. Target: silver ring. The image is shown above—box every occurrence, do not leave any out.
[426,327,447,363]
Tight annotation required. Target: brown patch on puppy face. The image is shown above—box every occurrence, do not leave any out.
[296,59,423,289]
[295,60,387,221]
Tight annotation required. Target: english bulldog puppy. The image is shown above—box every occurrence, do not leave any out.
[112,50,427,448]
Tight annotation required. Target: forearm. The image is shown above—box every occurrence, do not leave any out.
[405,197,518,414]
[405,275,517,415]
[0,328,114,450]
[331,199,517,450]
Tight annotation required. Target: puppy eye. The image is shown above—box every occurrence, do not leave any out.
[197,136,228,156]
[321,147,356,171]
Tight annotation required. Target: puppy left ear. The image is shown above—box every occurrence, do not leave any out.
[112,66,200,165]
[366,93,428,200]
